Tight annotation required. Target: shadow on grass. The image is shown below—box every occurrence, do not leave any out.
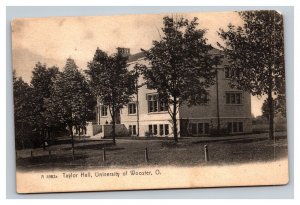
[220,137,268,144]
[64,142,124,151]
[16,154,89,170]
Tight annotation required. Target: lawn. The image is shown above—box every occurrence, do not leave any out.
[16,132,288,171]
[252,123,287,133]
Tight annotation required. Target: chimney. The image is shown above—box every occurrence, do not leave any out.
[117,47,130,57]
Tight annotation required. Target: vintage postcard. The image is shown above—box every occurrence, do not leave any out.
[12,10,288,193]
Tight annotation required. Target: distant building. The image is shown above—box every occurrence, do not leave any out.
[93,48,252,138]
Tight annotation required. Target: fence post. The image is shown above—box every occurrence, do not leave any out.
[103,147,106,162]
[145,147,149,162]
[204,145,209,162]
[72,148,75,161]
[30,150,33,158]
[49,150,51,159]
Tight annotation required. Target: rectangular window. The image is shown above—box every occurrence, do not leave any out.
[225,68,239,79]
[233,122,238,132]
[101,105,108,116]
[132,125,136,135]
[225,68,230,78]
[149,125,153,134]
[226,94,230,104]
[153,125,158,135]
[225,92,242,104]
[159,124,164,136]
[149,125,158,135]
[148,94,158,113]
[128,103,137,114]
[147,94,168,113]
[238,122,243,132]
[198,123,203,134]
[129,125,137,135]
[236,94,241,104]
[228,122,232,133]
[190,123,197,135]
[228,122,244,133]
[164,124,169,135]
[158,124,169,136]
[204,123,209,134]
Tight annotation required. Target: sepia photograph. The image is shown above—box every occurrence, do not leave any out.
[11,10,288,193]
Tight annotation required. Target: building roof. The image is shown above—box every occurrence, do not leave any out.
[128,52,145,63]
[127,47,223,63]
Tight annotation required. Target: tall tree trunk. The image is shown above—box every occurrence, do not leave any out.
[42,128,46,150]
[216,68,220,135]
[268,65,275,140]
[136,86,140,137]
[173,98,178,143]
[69,125,75,159]
[268,88,275,140]
[112,105,116,144]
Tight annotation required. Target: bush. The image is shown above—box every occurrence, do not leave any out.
[209,128,230,137]
[145,131,153,138]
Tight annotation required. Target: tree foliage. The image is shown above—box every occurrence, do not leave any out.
[138,16,219,142]
[262,95,286,119]
[30,63,60,148]
[13,71,36,148]
[13,71,34,125]
[218,10,285,139]
[47,58,96,154]
[86,48,138,144]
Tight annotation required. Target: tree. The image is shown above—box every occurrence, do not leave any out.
[138,16,218,142]
[30,63,60,149]
[48,58,96,158]
[13,71,35,149]
[261,95,286,119]
[218,10,285,140]
[86,48,137,144]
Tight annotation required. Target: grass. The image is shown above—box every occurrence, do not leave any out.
[16,131,288,171]
[252,123,287,133]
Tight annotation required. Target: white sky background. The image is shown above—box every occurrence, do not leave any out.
[11,11,265,117]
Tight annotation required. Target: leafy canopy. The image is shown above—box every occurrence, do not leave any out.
[47,58,96,128]
[87,48,137,112]
[140,16,218,109]
[30,62,60,129]
[218,10,285,96]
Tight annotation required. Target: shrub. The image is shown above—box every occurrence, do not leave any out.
[145,131,153,138]
[209,128,230,137]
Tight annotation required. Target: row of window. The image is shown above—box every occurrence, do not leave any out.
[148,124,169,136]
[228,122,244,133]
[225,93,242,105]
[147,94,168,113]
[98,91,243,117]
[128,124,170,136]
[127,122,244,136]
[189,123,210,135]
[188,121,244,135]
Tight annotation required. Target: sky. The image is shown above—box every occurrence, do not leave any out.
[11,11,265,117]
